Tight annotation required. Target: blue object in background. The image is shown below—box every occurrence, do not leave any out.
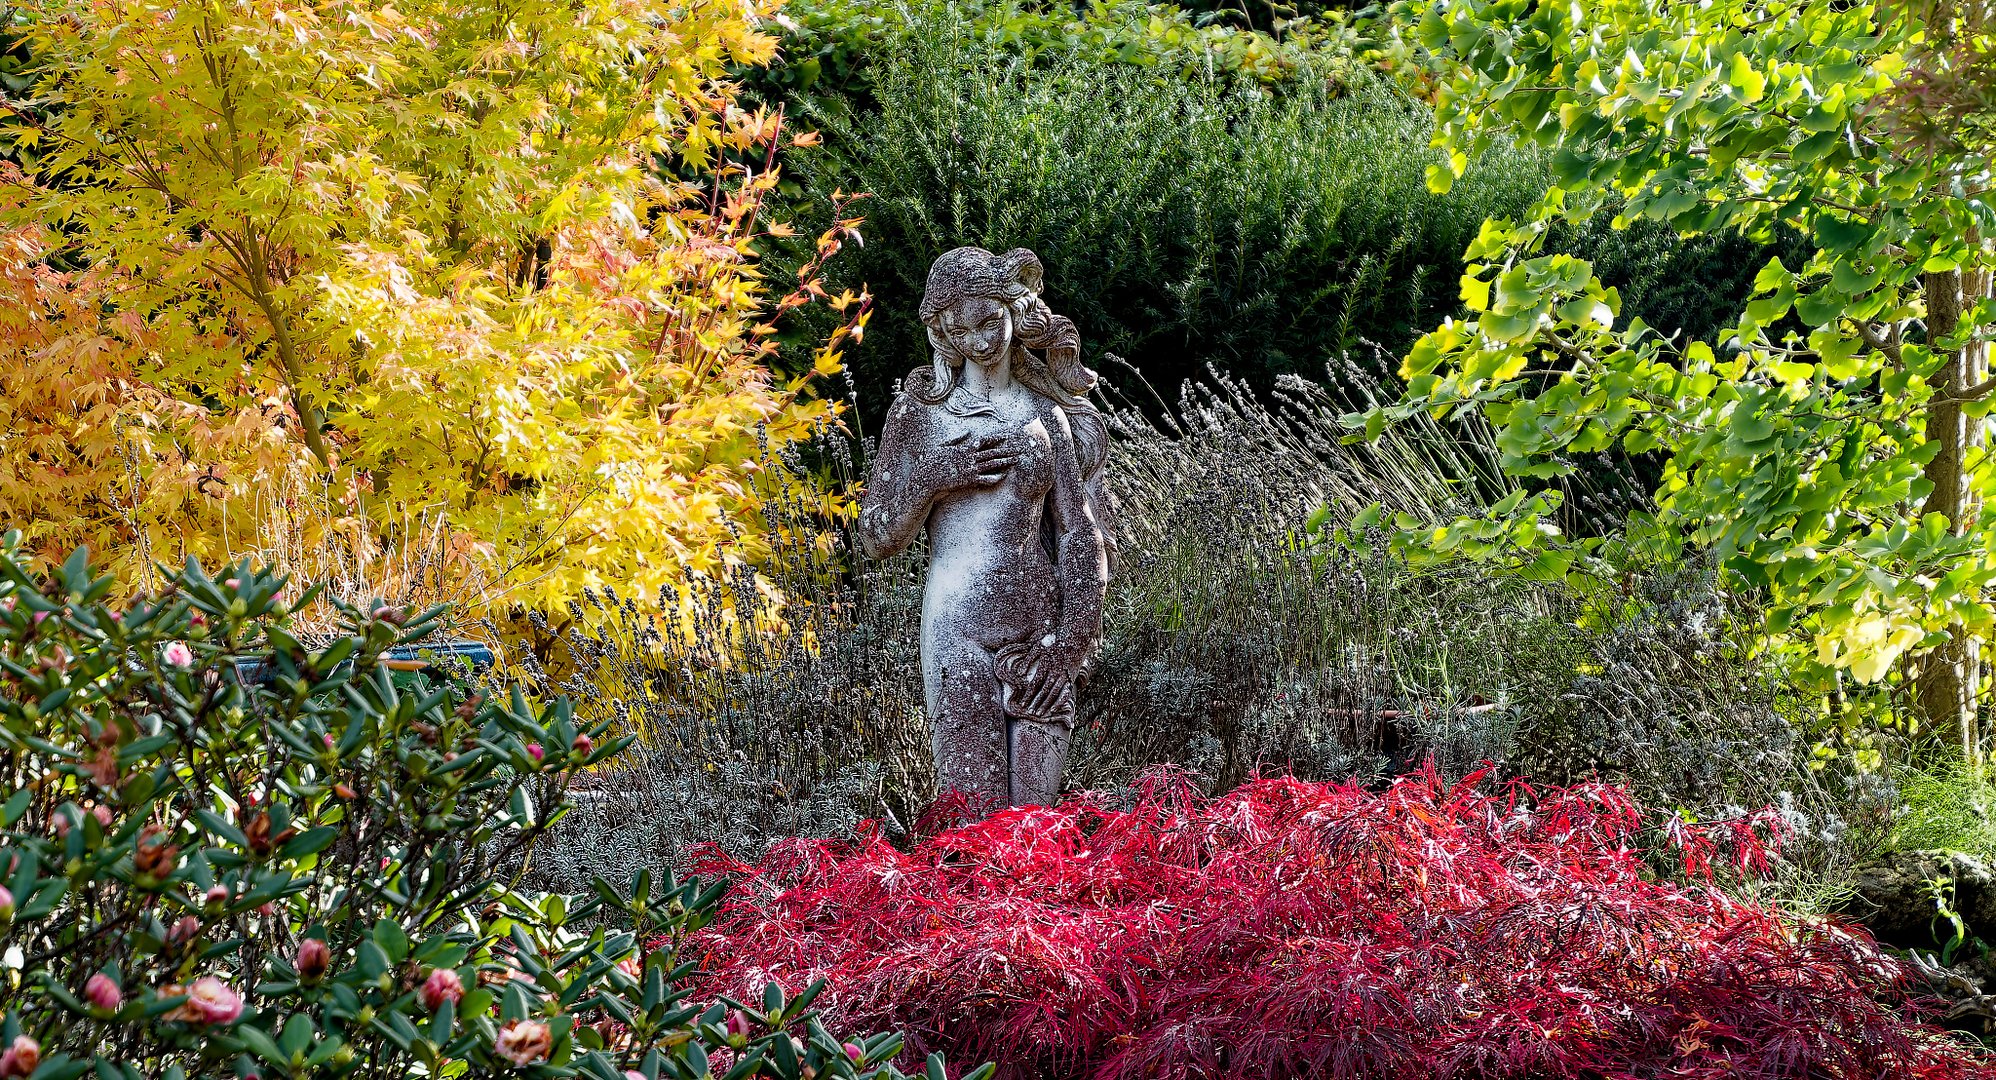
[232,640,497,686]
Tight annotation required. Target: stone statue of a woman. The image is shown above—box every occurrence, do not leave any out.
[858,247,1111,808]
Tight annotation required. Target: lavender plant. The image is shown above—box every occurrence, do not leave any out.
[511,424,935,885]
[1088,361,1873,898]
[1075,357,1596,790]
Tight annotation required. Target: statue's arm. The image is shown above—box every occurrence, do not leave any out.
[1042,405,1109,661]
[856,394,936,560]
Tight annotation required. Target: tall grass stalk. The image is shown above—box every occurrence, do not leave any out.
[1892,758,1996,858]
[225,487,503,642]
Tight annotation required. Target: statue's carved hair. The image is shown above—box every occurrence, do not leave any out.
[909,247,1106,476]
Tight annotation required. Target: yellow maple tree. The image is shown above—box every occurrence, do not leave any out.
[0,0,865,617]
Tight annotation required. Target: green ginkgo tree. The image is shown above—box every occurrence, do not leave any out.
[1382,0,1996,757]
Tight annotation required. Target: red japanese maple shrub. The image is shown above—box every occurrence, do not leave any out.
[687,769,1993,1080]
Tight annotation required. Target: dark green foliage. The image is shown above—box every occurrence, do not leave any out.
[1572,215,1817,355]
[779,14,1545,416]
[738,0,1367,110]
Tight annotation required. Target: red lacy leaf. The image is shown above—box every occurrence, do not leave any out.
[679,768,1994,1080]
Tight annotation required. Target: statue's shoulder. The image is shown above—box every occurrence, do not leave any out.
[879,368,942,437]
[899,365,941,402]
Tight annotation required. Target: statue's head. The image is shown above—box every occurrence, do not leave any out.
[914,246,1096,413]
[919,246,1038,371]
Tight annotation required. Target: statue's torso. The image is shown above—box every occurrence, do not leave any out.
[921,389,1061,649]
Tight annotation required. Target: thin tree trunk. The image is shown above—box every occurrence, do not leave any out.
[1919,267,1986,759]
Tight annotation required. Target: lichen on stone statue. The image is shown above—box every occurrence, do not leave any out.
[857,247,1112,808]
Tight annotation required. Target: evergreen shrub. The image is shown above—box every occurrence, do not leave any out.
[0,534,974,1080]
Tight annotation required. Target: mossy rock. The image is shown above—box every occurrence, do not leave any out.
[1840,849,1996,951]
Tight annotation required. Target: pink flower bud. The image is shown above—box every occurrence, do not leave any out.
[92,804,114,828]
[494,1019,552,1066]
[296,938,331,982]
[188,611,207,628]
[204,884,229,907]
[526,743,544,764]
[258,902,276,918]
[322,733,335,748]
[572,733,594,756]
[624,1072,646,1080]
[224,578,240,590]
[133,827,178,878]
[0,884,12,921]
[419,967,464,1012]
[167,915,201,946]
[161,641,194,667]
[0,1034,39,1079]
[85,972,123,1012]
[844,1042,864,1063]
[183,975,243,1024]
[726,1009,752,1046]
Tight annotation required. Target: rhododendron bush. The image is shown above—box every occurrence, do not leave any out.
[694,771,1996,1080]
[0,536,979,1080]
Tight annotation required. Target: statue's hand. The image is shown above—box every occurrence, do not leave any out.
[922,433,1017,492]
[996,640,1081,725]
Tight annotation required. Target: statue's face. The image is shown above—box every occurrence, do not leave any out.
[938,296,1012,367]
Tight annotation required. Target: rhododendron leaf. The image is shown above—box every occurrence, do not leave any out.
[723,1048,769,1080]
[305,1036,348,1068]
[789,980,825,1018]
[0,789,26,826]
[427,1002,453,1043]
[316,638,358,673]
[356,941,390,980]
[372,918,411,963]
[644,966,668,1012]
[194,811,249,848]
[279,1013,316,1058]
[502,981,535,1023]
[236,1027,286,1067]
[29,1058,90,1080]
[682,1040,712,1078]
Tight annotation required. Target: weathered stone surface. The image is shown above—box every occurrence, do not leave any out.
[1842,849,1996,948]
[1841,850,1996,1036]
[857,247,1112,807]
